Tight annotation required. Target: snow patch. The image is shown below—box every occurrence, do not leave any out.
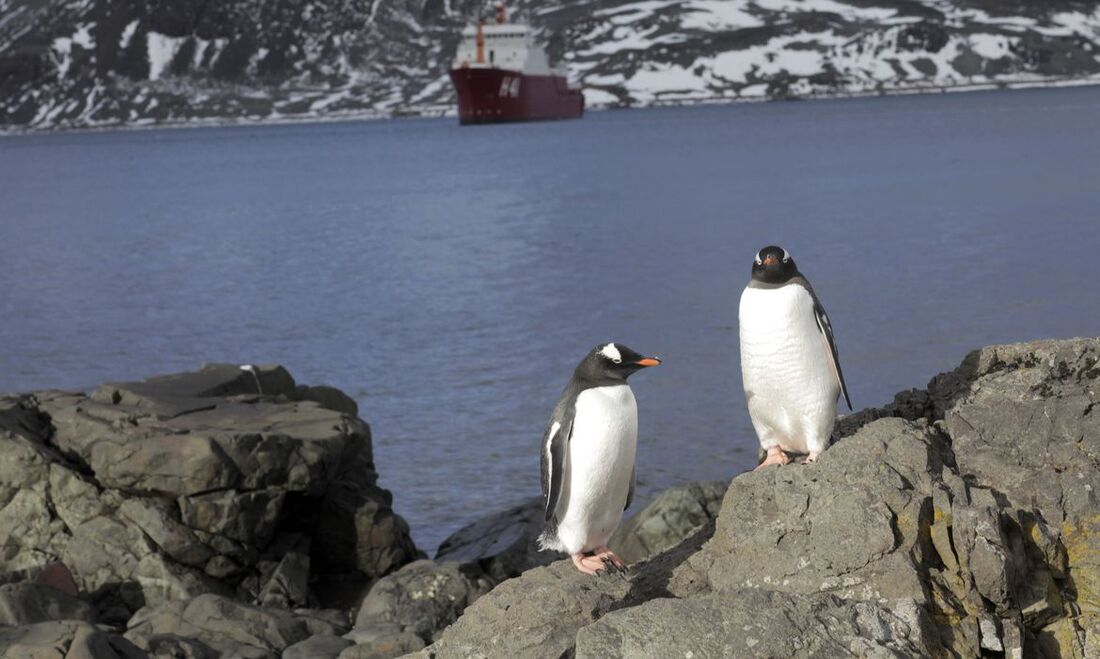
[119,20,138,49]
[52,38,72,79]
[583,88,620,105]
[72,23,94,49]
[147,32,186,81]
[968,33,1013,60]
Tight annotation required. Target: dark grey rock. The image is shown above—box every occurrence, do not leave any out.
[609,480,726,564]
[0,620,145,659]
[434,497,561,582]
[351,559,494,643]
[294,607,351,637]
[145,634,219,659]
[0,364,420,616]
[297,384,360,416]
[258,544,311,609]
[125,593,312,656]
[0,581,95,625]
[338,625,427,658]
[284,634,355,659]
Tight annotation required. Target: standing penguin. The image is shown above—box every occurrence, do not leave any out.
[538,342,661,574]
[739,245,851,469]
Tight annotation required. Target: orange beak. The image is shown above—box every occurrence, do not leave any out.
[634,357,661,367]
[762,254,779,266]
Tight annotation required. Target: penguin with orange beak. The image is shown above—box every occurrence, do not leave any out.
[537,342,661,574]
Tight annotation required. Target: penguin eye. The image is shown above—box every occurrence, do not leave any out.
[754,254,762,265]
[781,249,791,263]
[611,357,622,364]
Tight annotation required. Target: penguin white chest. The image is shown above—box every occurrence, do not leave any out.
[556,385,637,554]
[739,284,839,453]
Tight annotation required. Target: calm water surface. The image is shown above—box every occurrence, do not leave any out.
[2,87,1099,552]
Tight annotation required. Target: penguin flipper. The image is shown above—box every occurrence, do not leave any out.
[540,415,572,522]
[811,296,852,411]
[624,465,636,511]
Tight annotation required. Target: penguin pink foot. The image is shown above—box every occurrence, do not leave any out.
[572,552,609,575]
[754,446,790,471]
[571,547,627,576]
[800,452,820,465]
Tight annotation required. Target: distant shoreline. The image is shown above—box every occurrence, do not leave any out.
[3,74,1099,137]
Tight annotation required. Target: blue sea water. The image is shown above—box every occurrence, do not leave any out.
[2,86,1099,552]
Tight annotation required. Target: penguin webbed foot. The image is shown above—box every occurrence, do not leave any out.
[800,452,820,465]
[754,446,791,471]
[572,547,628,577]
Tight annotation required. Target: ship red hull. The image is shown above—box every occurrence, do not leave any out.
[449,68,584,125]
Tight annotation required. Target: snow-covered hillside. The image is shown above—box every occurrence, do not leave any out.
[2,0,1099,130]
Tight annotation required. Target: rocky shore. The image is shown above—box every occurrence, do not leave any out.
[2,337,1098,657]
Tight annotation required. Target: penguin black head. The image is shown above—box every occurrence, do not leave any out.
[751,245,798,284]
[575,342,661,383]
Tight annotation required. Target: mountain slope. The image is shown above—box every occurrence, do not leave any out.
[2,0,1099,130]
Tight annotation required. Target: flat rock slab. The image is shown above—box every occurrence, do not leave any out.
[575,590,931,658]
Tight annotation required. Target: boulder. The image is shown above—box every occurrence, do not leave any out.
[350,560,493,644]
[125,593,312,656]
[339,622,427,658]
[434,497,561,582]
[0,619,144,659]
[0,364,420,618]
[413,523,712,659]
[284,634,355,659]
[609,480,725,563]
[0,581,95,625]
[674,418,940,602]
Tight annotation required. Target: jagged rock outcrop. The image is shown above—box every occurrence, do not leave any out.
[0,363,420,624]
[1,338,1096,657]
[416,337,1100,658]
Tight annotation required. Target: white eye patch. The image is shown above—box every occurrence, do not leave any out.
[782,248,791,263]
[754,253,763,265]
[600,343,622,363]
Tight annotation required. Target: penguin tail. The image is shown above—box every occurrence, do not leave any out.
[537,521,566,553]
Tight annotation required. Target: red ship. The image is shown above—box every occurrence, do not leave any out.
[449,4,584,125]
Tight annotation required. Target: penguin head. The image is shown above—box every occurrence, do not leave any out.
[751,245,798,284]
[576,342,661,382]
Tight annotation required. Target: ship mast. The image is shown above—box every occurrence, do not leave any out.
[475,21,485,63]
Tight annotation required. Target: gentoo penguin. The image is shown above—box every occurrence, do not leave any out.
[538,342,661,575]
[739,245,851,469]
